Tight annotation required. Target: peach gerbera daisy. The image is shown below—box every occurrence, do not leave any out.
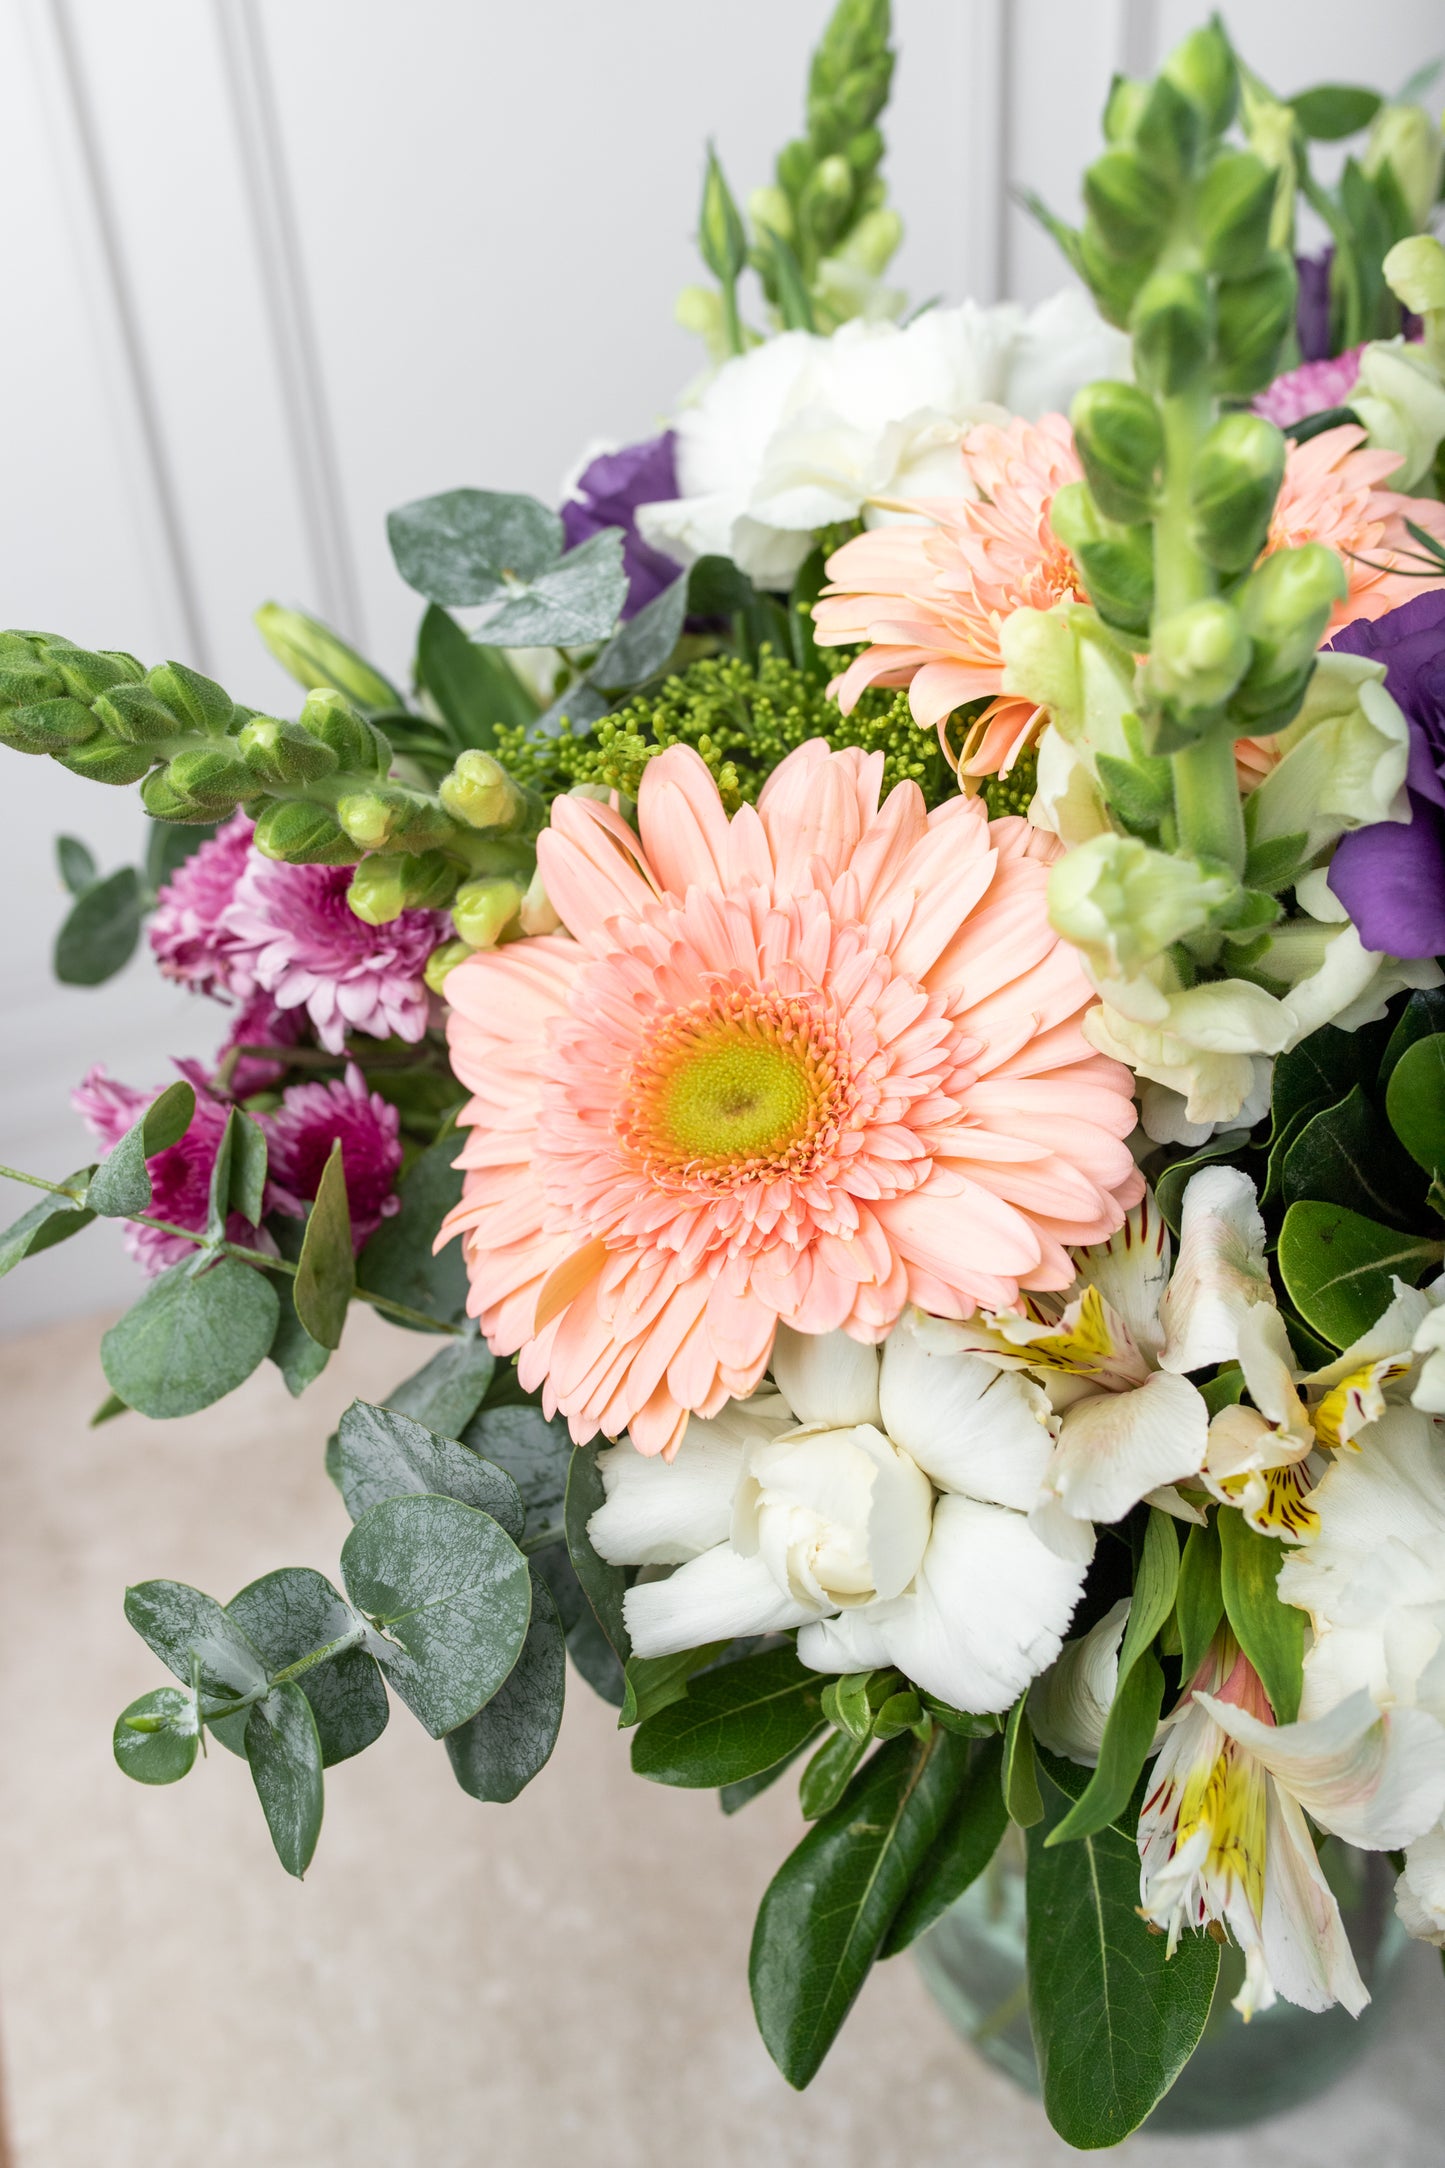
[439,742,1143,1458]
[813,414,1085,780]
[1264,422,1445,633]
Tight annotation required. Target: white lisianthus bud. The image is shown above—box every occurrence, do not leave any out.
[1048,834,1238,979]
[1000,602,1136,755]
[731,1424,933,1611]
[1246,651,1410,869]
[1364,105,1445,232]
[1350,341,1445,491]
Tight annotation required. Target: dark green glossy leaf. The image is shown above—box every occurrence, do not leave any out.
[56,833,97,895]
[0,1174,95,1277]
[102,1256,279,1417]
[444,1565,565,1803]
[293,1141,353,1350]
[124,1578,268,1700]
[532,1542,626,1706]
[686,554,756,617]
[209,1566,388,1767]
[87,1080,196,1219]
[245,1682,324,1877]
[1271,1022,1371,1137]
[336,1399,523,1540]
[1386,1034,1445,1175]
[619,1641,729,1731]
[54,865,143,985]
[878,1733,1008,1955]
[1282,1085,1424,1226]
[357,1131,469,1330]
[384,1330,496,1440]
[1381,989,1445,1086]
[719,1740,811,1814]
[340,1492,531,1739]
[1003,1694,1043,1827]
[1026,1760,1219,2147]
[750,1729,972,2087]
[113,1687,199,1785]
[144,817,216,892]
[1288,84,1382,138]
[388,488,562,607]
[1176,1515,1224,1684]
[798,1726,871,1820]
[632,1646,824,1788]
[564,1445,631,1667]
[1219,1508,1303,1723]
[415,603,539,751]
[1277,1200,1441,1348]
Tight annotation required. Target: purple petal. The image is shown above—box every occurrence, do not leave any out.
[1328,793,1445,958]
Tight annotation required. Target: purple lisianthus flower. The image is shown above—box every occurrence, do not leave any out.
[1253,345,1365,431]
[218,856,446,1055]
[1296,249,1334,363]
[1327,590,1445,959]
[561,432,683,618]
[262,1063,403,1249]
[149,810,253,995]
[72,1066,264,1275]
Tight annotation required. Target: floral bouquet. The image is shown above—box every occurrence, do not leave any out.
[6,6,1445,2148]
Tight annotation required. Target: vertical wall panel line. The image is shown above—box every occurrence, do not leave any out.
[963,0,1011,304]
[1111,0,1160,80]
[213,0,364,644]
[20,0,211,669]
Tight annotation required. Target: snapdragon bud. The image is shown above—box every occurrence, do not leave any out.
[835,204,902,278]
[159,745,254,808]
[1160,19,1239,135]
[1233,543,1347,721]
[1102,76,1148,145]
[424,939,473,994]
[56,737,153,786]
[297,686,391,778]
[253,602,401,712]
[252,799,360,866]
[1384,234,1445,370]
[1079,226,1151,330]
[1145,599,1250,724]
[1188,412,1287,575]
[1134,74,1203,188]
[237,714,340,788]
[1048,485,1153,637]
[347,850,458,925]
[1364,104,1444,232]
[1212,255,1297,398]
[336,785,451,854]
[91,681,183,746]
[0,643,63,710]
[0,696,99,754]
[1082,149,1173,263]
[799,153,853,251]
[698,143,748,286]
[438,748,525,831]
[145,660,235,738]
[140,765,227,822]
[1131,268,1213,395]
[1048,833,1239,980]
[44,643,143,703]
[451,875,524,950]
[1196,150,1276,278]
[518,864,561,937]
[1068,382,1164,525]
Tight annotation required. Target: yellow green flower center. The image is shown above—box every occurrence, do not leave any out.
[662,1034,812,1159]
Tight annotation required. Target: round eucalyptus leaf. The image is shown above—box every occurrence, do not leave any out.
[245,1682,324,1878]
[213,1566,388,1768]
[113,1688,199,1785]
[445,1566,565,1803]
[101,1256,279,1418]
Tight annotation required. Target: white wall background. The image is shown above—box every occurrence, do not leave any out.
[2,0,1439,1330]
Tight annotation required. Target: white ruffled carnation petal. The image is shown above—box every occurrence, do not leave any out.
[770,1323,881,1430]
[878,1312,1055,1509]
[622,1546,816,1658]
[590,1426,748,1565]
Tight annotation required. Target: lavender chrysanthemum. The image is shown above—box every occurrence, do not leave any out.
[71,1066,262,1276]
[148,810,254,995]
[219,857,446,1055]
[263,1064,403,1249]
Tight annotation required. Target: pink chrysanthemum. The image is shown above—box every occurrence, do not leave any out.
[813,414,1085,779]
[212,992,307,1098]
[440,741,1143,1458]
[72,1066,261,1276]
[264,1063,403,1249]
[148,810,254,994]
[1253,347,1364,430]
[218,856,445,1056]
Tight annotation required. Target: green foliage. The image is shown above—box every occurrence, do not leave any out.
[1026,1758,1219,2147]
[0,1176,95,1277]
[1386,1034,1445,1177]
[1219,1508,1304,1722]
[877,1732,1008,1955]
[563,1445,632,1670]
[244,1683,324,1878]
[101,1256,279,1419]
[336,1399,524,1538]
[1176,1515,1224,1682]
[631,1646,825,1788]
[619,1642,730,1731]
[54,864,145,985]
[445,1565,566,1804]
[414,604,541,758]
[356,1130,471,1330]
[1002,1692,1043,1828]
[388,488,627,647]
[113,1688,200,1785]
[293,1142,354,1349]
[1277,1199,1442,1348]
[213,1567,388,1766]
[384,1330,496,1440]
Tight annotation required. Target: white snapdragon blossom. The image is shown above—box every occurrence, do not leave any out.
[587,1312,1089,1714]
[635,288,1128,586]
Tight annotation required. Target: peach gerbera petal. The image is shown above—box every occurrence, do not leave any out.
[442,743,1140,1452]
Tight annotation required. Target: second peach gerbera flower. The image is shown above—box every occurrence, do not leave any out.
[440,742,1142,1456]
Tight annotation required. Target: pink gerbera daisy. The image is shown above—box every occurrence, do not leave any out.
[440,741,1143,1457]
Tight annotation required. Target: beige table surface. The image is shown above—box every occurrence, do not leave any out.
[1,1309,1442,2167]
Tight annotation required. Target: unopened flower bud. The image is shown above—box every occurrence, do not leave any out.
[1131,268,1213,395]
[837,204,902,278]
[0,649,63,710]
[297,686,392,778]
[1384,235,1445,372]
[1196,149,1276,278]
[1079,225,1151,330]
[451,875,524,950]
[438,748,525,831]
[747,185,794,244]
[517,864,561,937]
[424,939,474,994]
[1134,74,1203,188]
[799,153,853,250]
[1049,485,1153,637]
[1188,412,1286,575]
[1146,599,1250,718]
[145,660,235,738]
[1082,149,1173,263]
[1049,833,1239,980]
[252,799,360,866]
[1068,382,1164,525]
[161,744,255,808]
[139,766,221,822]
[0,696,99,754]
[56,737,153,786]
[253,602,401,713]
[44,643,143,703]
[237,714,341,788]
[1234,544,1348,718]
[1103,76,1148,145]
[1160,19,1239,135]
[1364,104,1444,232]
[1212,254,1297,399]
[698,143,748,286]
[92,682,184,746]
[348,849,458,924]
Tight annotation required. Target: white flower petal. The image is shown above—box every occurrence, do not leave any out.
[1254,1782,1369,2017]
[1047,1370,1209,1525]
[1233,1303,1312,1437]
[770,1323,881,1429]
[1396,1823,1445,1945]
[622,1546,816,1658]
[878,1313,1056,1509]
[797,1608,895,1676]
[873,1494,1090,1713]
[1075,1190,1171,1363]
[590,1428,747,1564]
[1157,1165,1272,1375]
[1197,1687,1445,1851]
[1028,1598,1129,1766]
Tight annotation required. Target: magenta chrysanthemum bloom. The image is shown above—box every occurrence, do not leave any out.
[218,857,446,1055]
[1253,346,1364,430]
[71,1065,263,1276]
[148,811,255,995]
[262,1063,403,1249]
[214,991,307,1097]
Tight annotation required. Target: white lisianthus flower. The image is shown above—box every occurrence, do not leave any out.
[586,1312,1090,1715]
[635,289,1128,587]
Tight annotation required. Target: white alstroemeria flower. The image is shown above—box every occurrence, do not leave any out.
[1207,1282,1441,1539]
[1027,1598,1131,1765]
[586,1312,1090,1715]
[1410,1281,1445,1413]
[635,289,1128,587]
[939,1172,1273,1529]
[1140,1629,1445,2018]
[1277,1406,1445,1945]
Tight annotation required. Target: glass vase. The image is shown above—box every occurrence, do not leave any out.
[913,1827,1409,2134]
